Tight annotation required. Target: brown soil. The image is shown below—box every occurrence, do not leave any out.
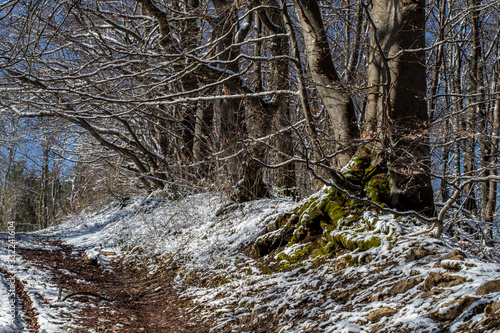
[16,239,212,332]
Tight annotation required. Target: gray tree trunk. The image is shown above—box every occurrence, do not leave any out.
[292,0,359,168]
[266,0,296,197]
[364,0,434,214]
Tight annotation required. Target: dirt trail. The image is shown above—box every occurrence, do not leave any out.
[0,266,35,332]
[16,240,211,332]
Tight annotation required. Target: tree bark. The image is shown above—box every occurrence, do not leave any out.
[292,0,359,168]
[364,0,434,214]
[485,32,500,232]
[265,0,296,197]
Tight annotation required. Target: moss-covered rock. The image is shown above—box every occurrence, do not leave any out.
[276,243,314,266]
[268,186,356,250]
[253,184,400,275]
[253,226,294,257]
[327,231,382,252]
[342,146,373,181]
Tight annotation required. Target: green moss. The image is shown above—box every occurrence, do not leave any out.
[273,213,293,229]
[283,187,355,249]
[348,255,359,266]
[301,208,327,234]
[253,169,398,275]
[277,244,311,262]
[327,232,382,252]
[335,254,360,268]
[253,225,294,257]
[386,228,399,243]
[325,201,348,227]
[309,238,336,258]
[342,146,373,180]
[275,237,344,270]
[276,243,316,270]
[357,236,382,251]
[340,146,393,207]
[328,232,357,250]
[364,173,391,205]
[289,225,306,245]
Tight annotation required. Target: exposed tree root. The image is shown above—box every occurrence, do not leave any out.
[62,288,124,302]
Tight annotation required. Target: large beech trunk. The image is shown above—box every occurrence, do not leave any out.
[292,0,359,168]
[363,0,434,214]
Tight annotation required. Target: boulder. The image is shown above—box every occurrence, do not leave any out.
[442,249,466,261]
[367,307,397,322]
[433,249,466,270]
[422,288,445,299]
[406,247,437,263]
[484,302,500,316]
[253,226,294,257]
[423,272,466,291]
[372,276,423,301]
[430,296,479,322]
[477,279,500,295]
[83,250,99,266]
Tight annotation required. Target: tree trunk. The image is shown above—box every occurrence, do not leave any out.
[467,0,487,219]
[265,0,296,198]
[212,0,269,201]
[292,0,359,168]
[364,0,433,214]
[345,0,364,82]
[192,102,214,173]
[485,33,500,234]
[39,143,50,230]
[462,0,483,214]
[213,0,243,149]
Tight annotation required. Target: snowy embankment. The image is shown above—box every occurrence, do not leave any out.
[1,189,500,332]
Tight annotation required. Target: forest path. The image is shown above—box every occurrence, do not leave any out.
[0,266,30,332]
[0,234,211,332]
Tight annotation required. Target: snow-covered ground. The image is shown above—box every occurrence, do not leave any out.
[1,190,500,332]
[0,234,77,332]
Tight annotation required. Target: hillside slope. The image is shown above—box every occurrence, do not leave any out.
[1,189,500,332]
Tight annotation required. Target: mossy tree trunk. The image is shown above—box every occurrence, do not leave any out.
[292,0,433,213]
[362,0,434,214]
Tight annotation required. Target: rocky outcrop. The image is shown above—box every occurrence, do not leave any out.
[484,302,500,316]
[430,296,480,322]
[423,272,467,291]
[477,279,500,295]
[367,307,397,322]
[433,249,467,271]
[405,247,437,262]
[372,276,423,301]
